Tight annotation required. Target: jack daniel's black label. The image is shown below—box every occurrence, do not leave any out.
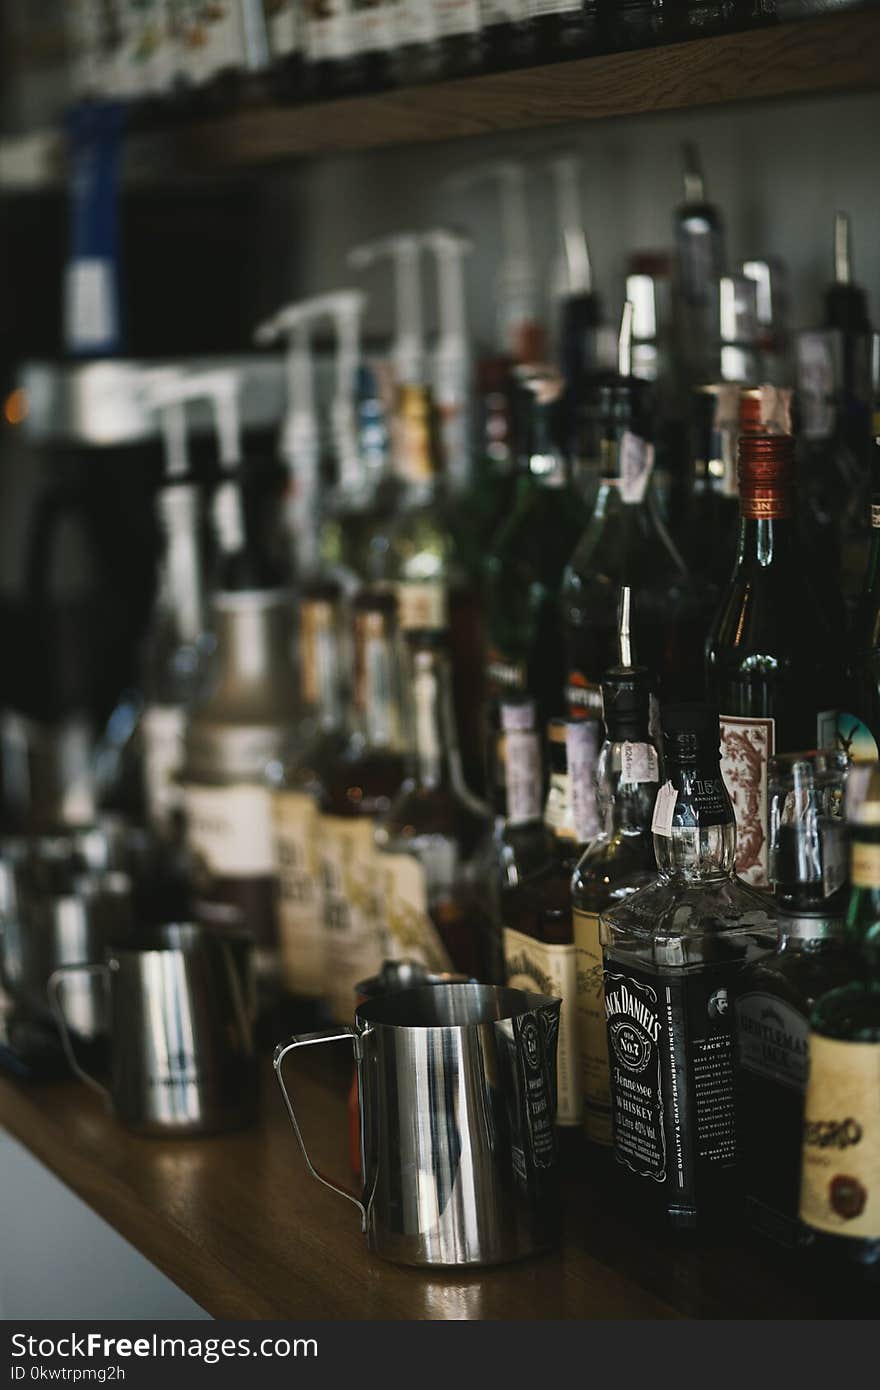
[605,957,739,1217]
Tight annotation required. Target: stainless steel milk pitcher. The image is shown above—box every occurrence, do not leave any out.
[49,922,257,1135]
[274,982,562,1267]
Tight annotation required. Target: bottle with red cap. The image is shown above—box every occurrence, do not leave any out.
[706,429,845,891]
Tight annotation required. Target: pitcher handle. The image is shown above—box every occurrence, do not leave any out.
[47,964,112,1105]
[273,1028,367,1230]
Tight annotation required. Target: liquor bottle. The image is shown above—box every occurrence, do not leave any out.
[265,0,306,102]
[601,702,775,1230]
[561,302,711,718]
[673,143,727,389]
[353,0,398,92]
[503,718,600,1135]
[374,630,493,980]
[800,768,880,1282]
[319,590,408,1023]
[139,373,212,843]
[844,362,880,761]
[680,383,741,592]
[529,1,598,64]
[179,373,296,983]
[484,365,586,769]
[268,581,349,1011]
[572,660,660,1147]
[706,430,844,889]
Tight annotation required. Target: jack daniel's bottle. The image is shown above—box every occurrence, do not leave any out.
[601,703,775,1230]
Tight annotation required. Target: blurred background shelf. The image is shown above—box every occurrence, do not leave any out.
[174,11,880,170]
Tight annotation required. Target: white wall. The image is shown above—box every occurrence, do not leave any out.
[251,88,880,353]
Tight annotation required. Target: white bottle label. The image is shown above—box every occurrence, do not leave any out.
[304,0,355,61]
[504,729,543,826]
[618,432,655,505]
[178,0,244,84]
[396,580,448,632]
[267,0,302,57]
[355,0,397,54]
[572,908,612,1145]
[719,715,775,888]
[110,1,175,98]
[434,0,482,37]
[621,741,659,785]
[321,815,383,1023]
[378,852,454,972]
[796,331,836,441]
[480,0,530,23]
[651,781,678,838]
[504,927,582,1126]
[567,721,600,845]
[184,783,277,878]
[142,703,187,830]
[399,0,439,44]
[273,790,325,998]
[800,1035,880,1240]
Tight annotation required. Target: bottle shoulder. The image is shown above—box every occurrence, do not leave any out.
[602,872,777,958]
[376,783,491,855]
[811,977,880,1042]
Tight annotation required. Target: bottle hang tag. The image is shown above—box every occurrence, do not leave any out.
[621,741,659,785]
[618,432,655,505]
[651,780,678,837]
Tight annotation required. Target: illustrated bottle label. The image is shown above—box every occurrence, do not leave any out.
[304,0,354,61]
[434,0,483,36]
[604,959,738,1212]
[142,703,186,830]
[504,927,581,1126]
[800,1034,880,1239]
[573,909,612,1145]
[735,992,810,1092]
[719,714,775,888]
[273,790,325,998]
[378,851,454,973]
[184,783,277,878]
[320,814,383,1023]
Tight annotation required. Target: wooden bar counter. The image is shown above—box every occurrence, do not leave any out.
[0,1049,850,1320]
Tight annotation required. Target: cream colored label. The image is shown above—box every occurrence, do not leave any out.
[179,1,243,84]
[573,909,612,1146]
[184,783,277,878]
[397,581,448,633]
[142,703,186,829]
[378,852,453,973]
[800,1034,880,1239]
[273,790,325,998]
[720,714,775,887]
[504,927,581,1126]
[851,841,880,889]
[321,815,383,1023]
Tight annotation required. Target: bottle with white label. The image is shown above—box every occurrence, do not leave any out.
[374,631,493,981]
[503,718,600,1140]
[572,663,660,1148]
[319,590,408,1023]
[268,581,349,1012]
[302,0,361,98]
[179,373,297,990]
[265,0,306,100]
[706,430,845,889]
[561,301,712,720]
[601,702,775,1230]
[799,768,880,1282]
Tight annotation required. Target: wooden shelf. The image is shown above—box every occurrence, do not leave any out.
[1,1052,873,1320]
[177,11,880,170]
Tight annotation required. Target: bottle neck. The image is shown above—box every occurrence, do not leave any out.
[735,512,797,571]
[299,595,345,732]
[596,733,660,835]
[409,646,463,792]
[845,827,880,968]
[353,612,404,752]
[212,591,293,693]
[155,484,205,649]
[654,757,738,881]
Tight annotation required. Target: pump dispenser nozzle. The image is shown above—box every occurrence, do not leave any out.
[447,160,541,361]
[348,234,426,389]
[422,228,473,493]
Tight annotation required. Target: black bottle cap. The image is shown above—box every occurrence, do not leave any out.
[601,664,651,739]
[660,702,721,763]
